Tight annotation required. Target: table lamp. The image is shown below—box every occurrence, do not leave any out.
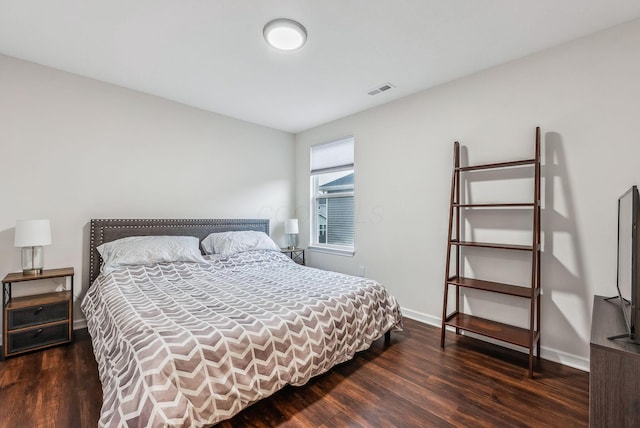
[14,219,52,275]
[284,219,299,250]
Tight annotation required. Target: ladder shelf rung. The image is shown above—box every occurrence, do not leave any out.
[457,158,536,172]
[444,312,538,349]
[450,240,534,251]
[447,276,537,298]
[453,203,535,208]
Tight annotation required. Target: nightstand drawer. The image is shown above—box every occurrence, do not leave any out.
[7,323,70,355]
[7,301,69,330]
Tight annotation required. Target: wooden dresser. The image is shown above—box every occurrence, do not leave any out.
[590,295,640,427]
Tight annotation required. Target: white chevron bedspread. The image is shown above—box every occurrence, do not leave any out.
[82,250,402,427]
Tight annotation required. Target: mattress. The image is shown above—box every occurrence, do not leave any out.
[81,250,402,427]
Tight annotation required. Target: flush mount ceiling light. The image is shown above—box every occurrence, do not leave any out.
[263,18,307,51]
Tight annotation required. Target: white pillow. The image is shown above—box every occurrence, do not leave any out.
[97,235,205,274]
[201,230,280,256]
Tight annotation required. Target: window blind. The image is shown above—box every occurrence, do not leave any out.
[326,197,355,246]
[311,137,354,175]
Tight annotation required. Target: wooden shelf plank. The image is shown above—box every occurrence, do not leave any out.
[6,291,72,310]
[450,240,533,251]
[2,267,74,284]
[457,158,535,172]
[453,203,535,208]
[444,312,538,348]
[447,276,536,298]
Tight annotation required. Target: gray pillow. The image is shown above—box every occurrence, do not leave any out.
[97,235,205,274]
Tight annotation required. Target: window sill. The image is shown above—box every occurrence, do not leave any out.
[308,245,355,257]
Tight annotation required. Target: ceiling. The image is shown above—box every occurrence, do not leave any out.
[2,1,640,134]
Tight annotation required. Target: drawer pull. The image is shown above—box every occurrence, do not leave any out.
[34,306,44,315]
[33,329,43,337]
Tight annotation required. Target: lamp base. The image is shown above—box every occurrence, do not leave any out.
[21,246,44,275]
[287,234,298,250]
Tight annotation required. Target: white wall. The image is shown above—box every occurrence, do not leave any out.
[295,19,640,370]
[0,54,295,329]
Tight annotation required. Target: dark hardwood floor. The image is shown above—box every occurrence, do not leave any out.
[0,319,589,427]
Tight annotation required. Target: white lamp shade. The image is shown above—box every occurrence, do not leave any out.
[15,219,52,247]
[284,219,299,235]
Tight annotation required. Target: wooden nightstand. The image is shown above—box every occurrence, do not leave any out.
[281,248,305,265]
[2,267,74,358]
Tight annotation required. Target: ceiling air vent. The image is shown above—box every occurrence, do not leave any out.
[367,82,395,96]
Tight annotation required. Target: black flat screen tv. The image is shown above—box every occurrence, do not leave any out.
[609,185,640,343]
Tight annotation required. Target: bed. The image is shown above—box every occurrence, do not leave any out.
[82,218,403,427]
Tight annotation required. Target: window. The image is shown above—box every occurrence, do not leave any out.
[310,137,354,254]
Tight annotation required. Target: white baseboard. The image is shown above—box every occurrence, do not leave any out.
[401,307,442,327]
[538,344,589,372]
[400,307,589,372]
[73,318,87,330]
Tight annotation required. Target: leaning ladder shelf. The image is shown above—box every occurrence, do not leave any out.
[440,127,541,378]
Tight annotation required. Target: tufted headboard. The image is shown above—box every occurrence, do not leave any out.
[89,218,270,284]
